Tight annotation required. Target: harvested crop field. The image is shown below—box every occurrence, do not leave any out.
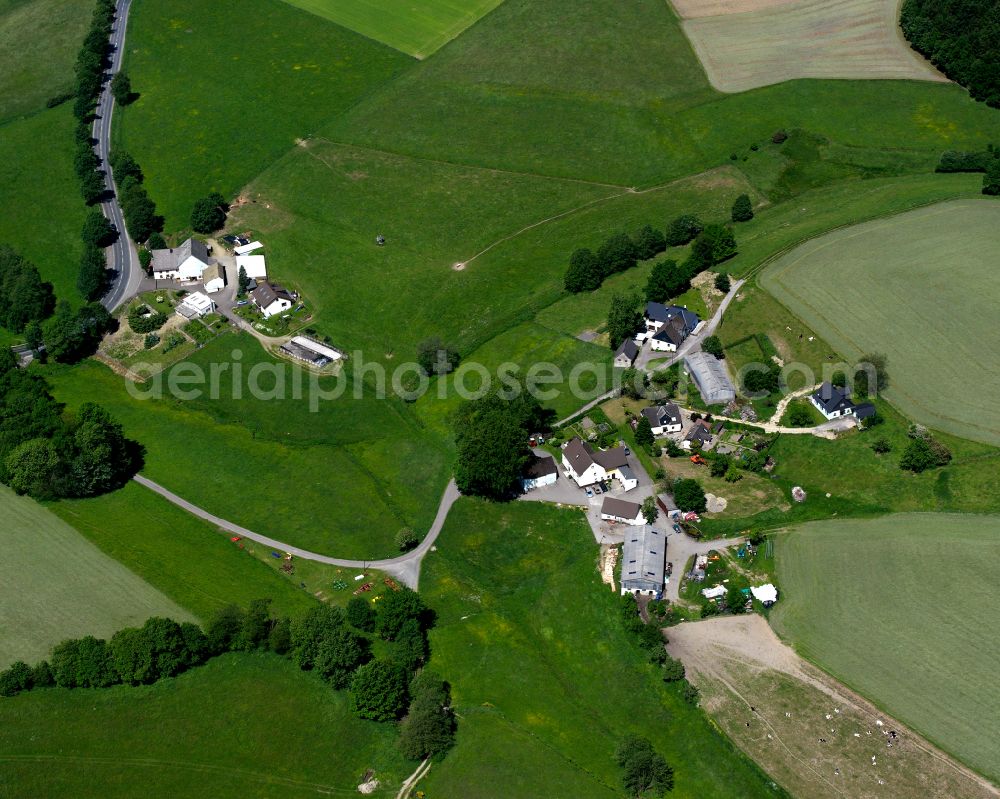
[668,615,998,799]
[672,0,948,92]
[761,199,1000,447]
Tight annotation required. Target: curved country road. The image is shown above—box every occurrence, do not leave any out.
[134,475,461,589]
[97,0,142,311]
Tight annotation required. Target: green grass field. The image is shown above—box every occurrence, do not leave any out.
[280,0,503,58]
[0,0,91,123]
[51,482,323,620]
[761,199,1000,446]
[116,0,413,228]
[331,0,1000,188]
[771,513,1000,783]
[0,486,194,669]
[45,335,452,559]
[418,498,786,798]
[0,106,88,304]
[0,653,409,797]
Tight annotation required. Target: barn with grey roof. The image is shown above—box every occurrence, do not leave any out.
[683,351,736,405]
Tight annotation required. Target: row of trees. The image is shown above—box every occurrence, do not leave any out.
[935,146,1000,195]
[643,224,737,307]
[453,387,554,500]
[0,592,455,762]
[70,0,122,301]
[0,349,139,499]
[0,245,114,360]
[901,0,1000,108]
[564,225,668,293]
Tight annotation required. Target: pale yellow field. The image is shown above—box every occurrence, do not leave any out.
[671,0,948,93]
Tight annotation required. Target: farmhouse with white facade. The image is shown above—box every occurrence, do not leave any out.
[645,303,700,352]
[250,282,294,319]
[641,403,683,436]
[810,382,877,422]
[151,238,215,281]
[601,497,645,525]
[561,437,637,491]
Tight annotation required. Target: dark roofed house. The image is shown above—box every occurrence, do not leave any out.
[685,419,714,448]
[593,447,628,471]
[810,382,866,421]
[614,338,639,368]
[620,525,666,596]
[644,303,700,349]
[522,454,558,492]
[853,402,877,422]
[250,281,294,319]
[561,437,635,490]
[601,496,644,525]
[641,403,682,436]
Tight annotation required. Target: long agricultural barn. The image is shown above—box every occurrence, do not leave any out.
[683,351,736,405]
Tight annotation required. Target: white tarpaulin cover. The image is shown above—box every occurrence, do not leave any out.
[751,584,778,604]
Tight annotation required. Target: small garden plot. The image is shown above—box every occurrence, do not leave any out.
[680,539,776,615]
[674,0,948,93]
[183,319,217,345]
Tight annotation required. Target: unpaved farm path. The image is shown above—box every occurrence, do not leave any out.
[667,615,998,799]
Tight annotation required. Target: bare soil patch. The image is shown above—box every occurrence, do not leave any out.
[672,0,948,93]
[667,616,997,799]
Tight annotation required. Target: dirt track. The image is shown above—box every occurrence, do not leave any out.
[667,616,998,799]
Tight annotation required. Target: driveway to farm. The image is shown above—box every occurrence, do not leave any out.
[97,0,142,312]
[133,475,460,589]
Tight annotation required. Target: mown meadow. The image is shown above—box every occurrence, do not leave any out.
[0,654,410,797]
[771,513,1000,784]
[0,486,194,668]
[418,498,787,798]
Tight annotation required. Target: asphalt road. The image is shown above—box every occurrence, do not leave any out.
[97,0,142,312]
[133,475,461,589]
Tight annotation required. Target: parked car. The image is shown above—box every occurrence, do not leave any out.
[593,485,602,495]
[585,487,594,498]
[672,524,683,534]
[599,481,609,493]
[624,446,631,456]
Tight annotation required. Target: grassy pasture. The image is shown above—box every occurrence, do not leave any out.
[233,135,758,358]
[331,0,1000,188]
[0,486,194,669]
[771,514,1000,783]
[0,654,408,797]
[677,0,946,93]
[0,107,88,304]
[0,0,91,123]
[116,0,413,228]
[45,335,452,559]
[418,498,786,798]
[761,199,1000,446]
[51,482,323,620]
[279,0,503,58]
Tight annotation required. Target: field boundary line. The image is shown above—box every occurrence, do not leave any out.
[308,137,632,190]
[742,191,982,283]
